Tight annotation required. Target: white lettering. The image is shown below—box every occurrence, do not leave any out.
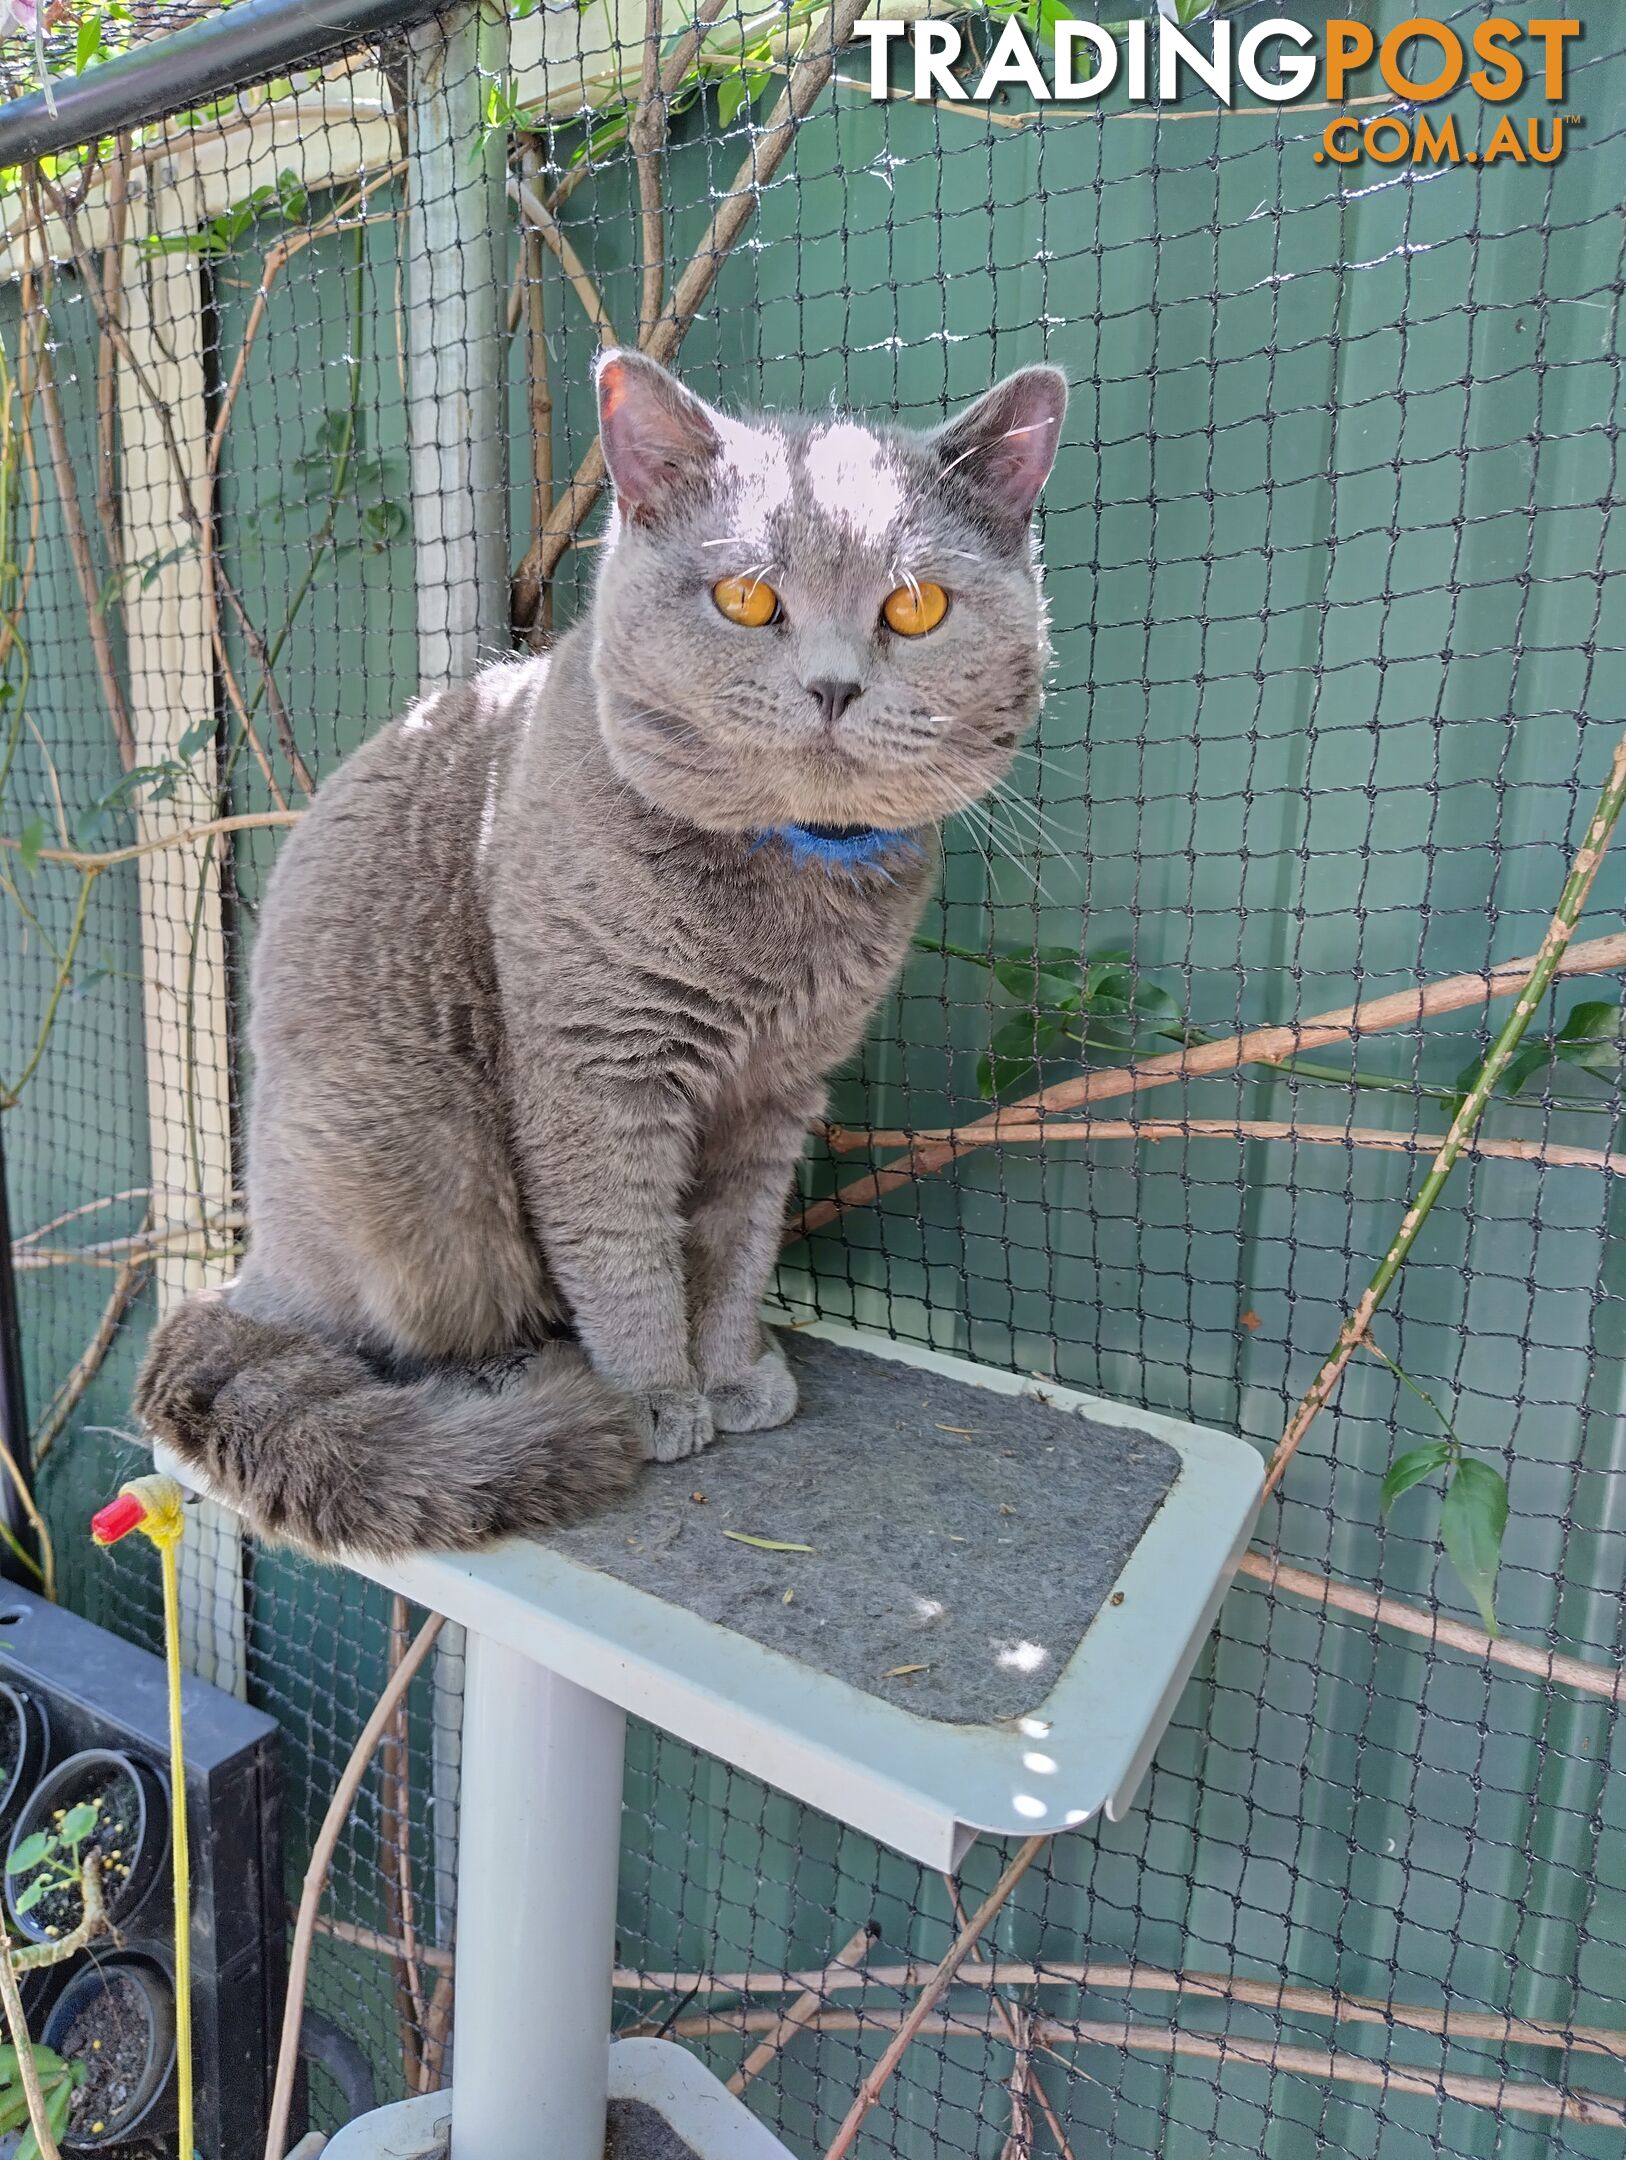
[1054,21,1118,99]
[851,20,907,100]
[1237,18,1318,100]
[973,13,1051,100]
[914,21,966,101]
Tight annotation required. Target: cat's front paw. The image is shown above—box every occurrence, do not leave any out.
[707,1346,798,1434]
[635,1387,715,1464]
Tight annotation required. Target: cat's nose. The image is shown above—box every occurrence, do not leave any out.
[807,679,862,727]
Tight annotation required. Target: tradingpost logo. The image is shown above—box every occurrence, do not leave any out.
[853,14,1583,168]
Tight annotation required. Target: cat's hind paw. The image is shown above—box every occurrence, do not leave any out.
[635,1387,715,1463]
[707,1346,798,1434]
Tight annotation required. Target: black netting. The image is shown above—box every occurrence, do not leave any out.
[0,0,1622,2153]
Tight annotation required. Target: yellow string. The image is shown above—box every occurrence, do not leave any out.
[110,1477,193,2160]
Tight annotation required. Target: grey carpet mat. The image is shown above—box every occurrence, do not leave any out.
[549,1332,1181,1726]
[606,2099,700,2160]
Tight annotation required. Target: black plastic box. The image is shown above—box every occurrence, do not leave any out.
[0,1584,282,2159]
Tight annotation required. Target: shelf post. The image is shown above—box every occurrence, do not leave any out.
[451,1635,625,2160]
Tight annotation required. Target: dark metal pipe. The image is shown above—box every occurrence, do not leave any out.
[0,1121,38,1581]
[0,0,427,168]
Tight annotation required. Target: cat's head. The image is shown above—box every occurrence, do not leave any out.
[587,351,1067,834]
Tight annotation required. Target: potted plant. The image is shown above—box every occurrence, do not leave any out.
[0,2034,85,2160]
[0,1682,49,1843]
[38,1956,176,2151]
[4,1750,168,1945]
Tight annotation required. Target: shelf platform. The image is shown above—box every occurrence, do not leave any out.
[312,1317,1263,1868]
[161,1313,1263,2160]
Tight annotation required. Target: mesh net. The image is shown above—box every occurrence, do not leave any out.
[0,0,1623,2153]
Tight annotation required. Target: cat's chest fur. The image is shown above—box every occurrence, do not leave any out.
[486,638,933,1100]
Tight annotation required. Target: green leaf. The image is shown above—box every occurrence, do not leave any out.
[59,1800,98,1844]
[1439,1457,1509,1638]
[979,1010,1068,1099]
[176,718,216,762]
[0,2087,31,2134]
[993,953,1081,1003]
[1380,1440,1453,1515]
[74,13,104,72]
[722,1530,813,1553]
[717,69,748,126]
[1498,1042,1552,1098]
[361,499,408,548]
[16,818,43,875]
[7,1832,48,1874]
[12,1878,46,1913]
[1554,999,1622,1079]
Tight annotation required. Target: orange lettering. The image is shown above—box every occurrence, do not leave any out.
[1526,19,1580,97]
[1325,20,1374,100]
[1469,17,1523,99]
[1378,17,1464,101]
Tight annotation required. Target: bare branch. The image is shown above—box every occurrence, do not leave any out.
[795,929,1626,1240]
[822,1116,1626,1177]
[1237,1549,1623,1705]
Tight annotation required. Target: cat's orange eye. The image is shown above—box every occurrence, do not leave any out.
[712,576,781,628]
[882,581,949,637]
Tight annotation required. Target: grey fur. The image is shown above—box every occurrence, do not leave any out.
[135,352,1067,1558]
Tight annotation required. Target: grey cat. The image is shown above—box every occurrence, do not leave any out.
[135,349,1066,1557]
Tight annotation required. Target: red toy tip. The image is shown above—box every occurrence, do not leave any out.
[91,1492,147,1546]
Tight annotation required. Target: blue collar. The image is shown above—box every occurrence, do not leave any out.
[758,822,919,873]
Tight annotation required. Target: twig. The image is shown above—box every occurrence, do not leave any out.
[937,1874,1079,2160]
[0,808,302,873]
[728,1921,873,2094]
[533,0,870,594]
[1267,730,1626,1497]
[506,179,619,345]
[513,144,553,639]
[266,1613,445,2160]
[380,1595,428,2092]
[0,1927,58,2160]
[22,177,135,771]
[943,1876,1078,2160]
[822,1116,1626,1175]
[1238,1549,1623,1705]
[677,2005,1626,2128]
[12,1187,150,1246]
[14,1213,242,1272]
[93,132,131,590]
[1,871,93,1109]
[35,173,309,795]
[822,1835,1046,2160]
[416,1969,453,2096]
[30,1232,151,1468]
[794,928,1626,1240]
[11,1853,110,1970]
[630,0,667,341]
[316,1921,1626,2061]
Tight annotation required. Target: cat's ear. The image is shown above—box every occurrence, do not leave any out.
[933,366,1068,539]
[595,349,723,523]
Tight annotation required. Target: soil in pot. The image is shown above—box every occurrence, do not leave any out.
[42,1961,174,2150]
[59,1974,152,2140]
[8,1753,161,1940]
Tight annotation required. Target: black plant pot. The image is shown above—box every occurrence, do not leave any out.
[40,1954,176,2151]
[5,1748,168,1944]
[0,1679,49,1841]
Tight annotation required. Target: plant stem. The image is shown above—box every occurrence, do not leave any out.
[1266,728,1626,1496]
[0,1929,58,2160]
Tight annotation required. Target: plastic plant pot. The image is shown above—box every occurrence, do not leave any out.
[40,1954,177,2152]
[4,1748,169,1945]
[0,1679,49,1841]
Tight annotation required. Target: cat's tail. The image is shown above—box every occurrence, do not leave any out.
[133,1289,645,1559]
